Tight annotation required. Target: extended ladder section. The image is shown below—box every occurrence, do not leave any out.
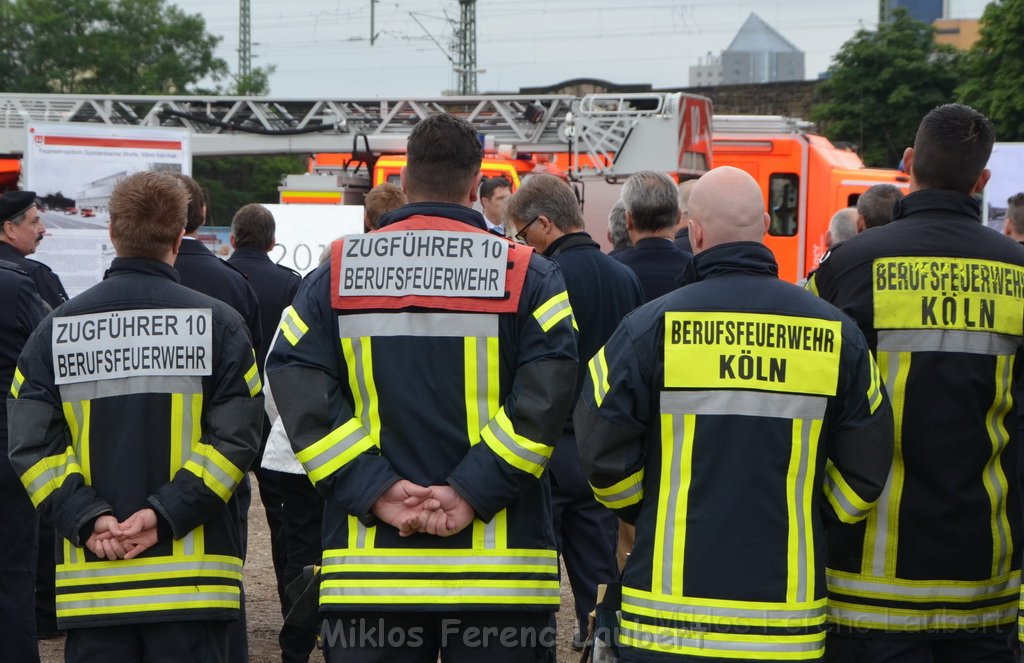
[712,114,815,134]
[0,91,713,179]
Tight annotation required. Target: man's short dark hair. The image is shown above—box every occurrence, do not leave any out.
[230,204,275,249]
[109,172,188,259]
[480,176,512,200]
[405,114,483,203]
[505,174,583,234]
[1007,193,1024,235]
[857,184,903,229]
[172,173,207,232]
[621,170,680,233]
[912,104,995,195]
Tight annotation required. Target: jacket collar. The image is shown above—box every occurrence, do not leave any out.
[543,231,599,258]
[893,189,982,223]
[229,246,272,261]
[634,237,678,250]
[178,236,215,255]
[378,202,488,231]
[0,241,26,261]
[679,242,778,285]
[104,257,181,282]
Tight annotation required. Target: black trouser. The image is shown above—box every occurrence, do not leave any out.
[64,621,229,663]
[551,478,618,641]
[322,612,554,663]
[0,450,40,662]
[254,466,288,607]
[279,471,324,663]
[35,522,57,637]
[827,632,1015,663]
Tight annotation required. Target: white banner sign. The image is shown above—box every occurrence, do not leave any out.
[338,231,509,298]
[52,309,212,385]
[262,203,364,275]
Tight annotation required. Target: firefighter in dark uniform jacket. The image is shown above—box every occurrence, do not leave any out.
[7,172,263,663]
[268,113,578,663]
[807,105,1024,662]
[613,171,692,303]
[0,191,69,308]
[170,175,260,663]
[506,174,644,650]
[226,203,306,661]
[0,261,47,662]
[576,166,894,663]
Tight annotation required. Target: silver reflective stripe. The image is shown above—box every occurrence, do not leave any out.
[355,522,368,549]
[661,414,685,595]
[877,329,1020,356]
[661,390,827,420]
[67,544,79,565]
[347,337,373,433]
[57,560,241,581]
[60,375,203,401]
[793,418,811,603]
[486,420,549,469]
[179,394,197,556]
[827,603,1017,629]
[282,314,306,344]
[535,298,572,330]
[302,426,370,475]
[599,480,644,506]
[185,448,241,494]
[824,476,869,521]
[869,352,902,576]
[826,573,1019,600]
[322,553,555,567]
[339,313,498,339]
[471,336,498,548]
[623,593,824,621]
[24,453,77,497]
[591,354,609,403]
[322,585,559,598]
[58,590,238,612]
[988,356,1013,576]
[244,368,260,395]
[620,625,822,654]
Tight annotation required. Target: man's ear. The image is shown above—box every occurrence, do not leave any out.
[762,211,770,237]
[399,167,408,194]
[1004,217,1013,237]
[469,171,483,204]
[625,211,635,232]
[688,218,703,253]
[230,234,237,249]
[973,168,991,195]
[172,228,185,257]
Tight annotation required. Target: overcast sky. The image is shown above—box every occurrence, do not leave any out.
[172,0,991,98]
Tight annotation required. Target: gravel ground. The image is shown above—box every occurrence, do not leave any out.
[41,479,581,662]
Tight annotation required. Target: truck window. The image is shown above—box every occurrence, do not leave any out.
[768,173,799,237]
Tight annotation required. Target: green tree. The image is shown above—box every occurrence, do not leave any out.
[958,0,1024,141]
[811,10,961,167]
[193,154,306,226]
[0,0,228,94]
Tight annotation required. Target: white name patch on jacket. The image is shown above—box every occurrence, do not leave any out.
[52,309,213,384]
[339,231,508,298]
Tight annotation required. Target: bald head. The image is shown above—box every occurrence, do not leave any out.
[687,166,769,253]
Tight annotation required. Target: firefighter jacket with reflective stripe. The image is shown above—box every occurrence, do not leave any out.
[808,189,1024,637]
[575,242,893,661]
[266,203,578,614]
[7,258,264,629]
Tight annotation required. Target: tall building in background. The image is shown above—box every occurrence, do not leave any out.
[693,13,804,86]
[881,0,947,23]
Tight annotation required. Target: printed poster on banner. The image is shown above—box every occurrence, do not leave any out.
[984,143,1024,232]
[261,204,364,276]
[24,124,191,297]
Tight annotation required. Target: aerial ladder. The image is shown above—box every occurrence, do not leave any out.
[0,91,714,194]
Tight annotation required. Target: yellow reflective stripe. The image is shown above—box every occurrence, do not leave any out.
[480,408,552,478]
[984,355,1014,577]
[828,599,1017,631]
[866,352,883,414]
[591,468,644,509]
[622,589,826,627]
[862,350,908,577]
[243,360,262,397]
[20,445,83,507]
[824,460,873,524]
[653,413,695,596]
[588,348,611,407]
[320,578,560,605]
[10,367,24,398]
[56,584,240,618]
[342,337,381,443]
[620,619,824,660]
[57,554,243,587]
[295,418,374,484]
[322,548,557,574]
[532,291,574,332]
[183,442,245,502]
[805,274,819,297]
[280,306,309,346]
